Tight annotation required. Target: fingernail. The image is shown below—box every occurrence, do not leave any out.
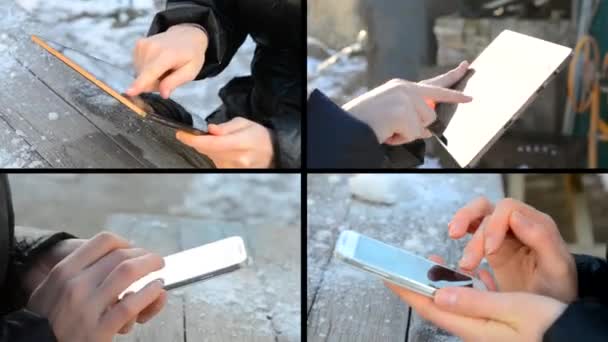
[485,235,497,255]
[459,253,471,268]
[435,288,457,307]
[448,222,461,238]
[155,278,165,286]
[447,222,454,236]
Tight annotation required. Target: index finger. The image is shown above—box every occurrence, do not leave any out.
[483,198,548,254]
[413,83,473,104]
[49,232,130,282]
[126,56,175,96]
[449,197,494,239]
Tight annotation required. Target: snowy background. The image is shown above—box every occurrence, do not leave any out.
[15,0,255,120]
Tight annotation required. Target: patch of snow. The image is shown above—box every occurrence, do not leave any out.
[47,112,59,120]
[348,174,398,205]
[170,174,300,226]
[15,129,25,137]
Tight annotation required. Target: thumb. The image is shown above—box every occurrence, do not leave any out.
[209,117,251,135]
[176,131,231,152]
[158,64,196,99]
[434,287,513,321]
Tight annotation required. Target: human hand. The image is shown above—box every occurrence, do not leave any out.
[176,117,274,168]
[27,232,168,341]
[126,24,208,99]
[342,61,472,145]
[449,197,577,302]
[387,281,566,342]
[22,238,86,297]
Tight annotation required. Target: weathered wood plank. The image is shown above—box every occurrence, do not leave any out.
[0,112,48,167]
[218,222,302,342]
[107,214,300,342]
[0,35,145,168]
[307,174,504,342]
[306,175,351,313]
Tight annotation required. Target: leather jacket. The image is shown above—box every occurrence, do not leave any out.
[148,0,302,168]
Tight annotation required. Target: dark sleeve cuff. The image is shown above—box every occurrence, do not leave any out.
[573,253,608,300]
[543,299,608,342]
[307,89,385,168]
[13,228,76,268]
[147,3,246,79]
[382,141,426,168]
[4,228,76,312]
[0,309,56,342]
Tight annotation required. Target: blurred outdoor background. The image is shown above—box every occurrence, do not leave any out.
[9,174,300,236]
[13,0,254,121]
[504,173,608,257]
[308,0,608,168]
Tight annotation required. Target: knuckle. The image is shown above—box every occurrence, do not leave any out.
[116,261,139,280]
[237,155,252,168]
[48,264,70,283]
[150,253,165,269]
[62,279,84,306]
[135,38,147,50]
[500,197,518,207]
[476,196,491,207]
[115,302,137,321]
[95,231,121,246]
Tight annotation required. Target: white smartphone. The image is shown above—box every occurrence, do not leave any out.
[334,230,486,297]
[120,236,248,298]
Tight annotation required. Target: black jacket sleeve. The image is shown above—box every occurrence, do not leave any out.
[307,90,425,168]
[543,300,608,342]
[147,0,247,79]
[543,253,608,342]
[0,175,75,341]
[0,310,56,342]
[307,90,384,168]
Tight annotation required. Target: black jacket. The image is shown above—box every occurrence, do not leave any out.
[307,90,425,168]
[544,252,608,342]
[148,0,302,168]
[0,175,73,342]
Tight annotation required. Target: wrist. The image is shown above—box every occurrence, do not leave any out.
[342,104,386,144]
[170,24,209,50]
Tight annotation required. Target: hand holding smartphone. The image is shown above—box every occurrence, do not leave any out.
[334,230,486,297]
[120,236,248,298]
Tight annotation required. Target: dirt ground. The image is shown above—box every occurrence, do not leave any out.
[8,174,301,238]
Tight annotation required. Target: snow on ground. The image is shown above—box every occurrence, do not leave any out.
[15,0,254,119]
[170,174,301,226]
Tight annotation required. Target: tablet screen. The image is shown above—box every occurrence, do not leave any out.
[436,30,572,167]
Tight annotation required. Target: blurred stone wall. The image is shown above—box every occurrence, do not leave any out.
[307,0,459,87]
[434,17,574,66]
[307,0,363,49]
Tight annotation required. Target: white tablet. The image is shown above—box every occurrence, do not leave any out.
[436,30,572,167]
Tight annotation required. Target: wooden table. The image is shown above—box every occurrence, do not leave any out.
[0,2,211,168]
[307,174,504,342]
[107,214,301,342]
